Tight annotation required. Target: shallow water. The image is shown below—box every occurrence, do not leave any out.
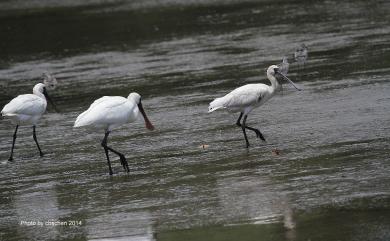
[1,0,390,240]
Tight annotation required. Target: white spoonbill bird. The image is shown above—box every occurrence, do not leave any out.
[1,83,57,161]
[208,65,302,148]
[74,92,154,175]
[294,43,308,67]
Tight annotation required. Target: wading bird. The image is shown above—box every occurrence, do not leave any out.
[294,43,308,67]
[74,92,154,175]
[42,72,57,90]
[278,56,289,75]
[208,65,301,148]
[1,83,57,161]
[277,56,289,92]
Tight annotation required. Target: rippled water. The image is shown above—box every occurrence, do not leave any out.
[1,0,390,240]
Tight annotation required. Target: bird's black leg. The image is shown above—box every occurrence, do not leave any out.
[33,126,44,157]
[101,131,129,174]
[105,146,129,173]
[236,113,266,142]
[101,131,113,175]
[236,112,243,127]
[245,126,266,142]
[241,115,250,148]
[236,112,250,147]
[8,125,19,161]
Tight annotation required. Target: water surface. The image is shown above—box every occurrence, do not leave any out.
[0,0,390,240]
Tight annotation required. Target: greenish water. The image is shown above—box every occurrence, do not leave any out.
[0,0,390,240]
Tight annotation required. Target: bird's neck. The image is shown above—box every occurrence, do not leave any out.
[267,73,280,93]
[33,92,46,100]
[33,89,45,99]
[32,84,46,99]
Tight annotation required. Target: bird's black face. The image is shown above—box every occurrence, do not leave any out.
[43,87,59,112]
[42,87,49,99]
[274,68,279,75]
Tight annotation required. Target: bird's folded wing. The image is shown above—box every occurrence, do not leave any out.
[225,85,263,109]
[2,94,45,116]
[75,96,130,126]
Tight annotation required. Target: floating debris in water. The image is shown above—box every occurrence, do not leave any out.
[272,149,280,155]
[199,144,209,149]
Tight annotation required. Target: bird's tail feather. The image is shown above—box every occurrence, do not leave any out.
[1,111,17,117]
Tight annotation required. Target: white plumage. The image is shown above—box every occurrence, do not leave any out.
[209,83,272,115]
[2,83,47,124]
[209,65,301,148]
[74,96,139,131]
[74,92,154,175]
[1,82,55,161]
